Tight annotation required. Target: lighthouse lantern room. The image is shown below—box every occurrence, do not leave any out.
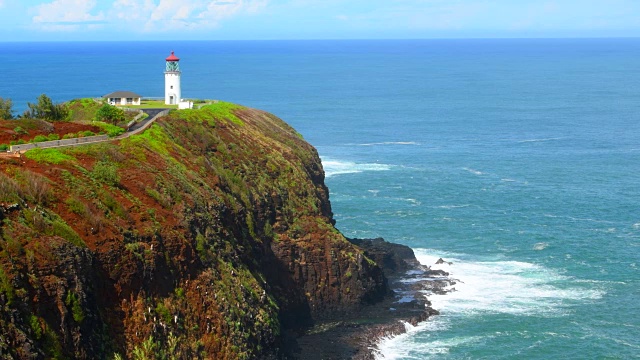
[165,51,181,105]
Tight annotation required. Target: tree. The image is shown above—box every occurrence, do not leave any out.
[0,97,13,120]
[23,94,68,121]
[95,103,126,125]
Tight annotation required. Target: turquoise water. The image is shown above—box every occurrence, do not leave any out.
[2,39,639,358]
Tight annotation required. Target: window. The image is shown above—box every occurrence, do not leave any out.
[126,98,133,104]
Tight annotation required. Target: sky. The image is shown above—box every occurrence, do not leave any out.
[1,0,639,41]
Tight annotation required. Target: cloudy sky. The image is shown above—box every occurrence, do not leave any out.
[1,0,640,41]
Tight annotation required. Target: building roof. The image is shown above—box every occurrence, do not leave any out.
[103,91,142,99]
[166,51,180,62]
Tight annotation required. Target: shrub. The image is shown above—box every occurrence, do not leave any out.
[0,268,14,305]
[52,220,85,247]
[65,291,85,323]
[0,173,20,203]
[0,97,13,120]
[0,144,8,151]
[47,134,60,141]
[13,126,27,135]
[29,315,43,340]
[91,161,120,186]
[32,135,49,143]
[96,104,126,124]
[65,196,90,217]
[20,171,52,205]
[92,121,125,137]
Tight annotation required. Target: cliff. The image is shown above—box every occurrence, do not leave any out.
[0,102,389,359]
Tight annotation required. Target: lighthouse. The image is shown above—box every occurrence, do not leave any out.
[164,51,181,105]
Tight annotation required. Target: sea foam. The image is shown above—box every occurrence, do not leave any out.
[321,157,391,177]
[375,249,605,359]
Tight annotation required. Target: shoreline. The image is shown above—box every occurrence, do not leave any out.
[283,238,456,359]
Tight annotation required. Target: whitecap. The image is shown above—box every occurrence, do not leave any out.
[462,167,484,175]
[321,157,391,178]
[376,249,605,359]
[533,242,549,250]
[356,141,420,146]
[414,249,604,317]
[517,137,565,143]
[435,204,471,209]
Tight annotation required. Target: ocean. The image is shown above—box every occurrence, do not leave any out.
[2,39,639,359]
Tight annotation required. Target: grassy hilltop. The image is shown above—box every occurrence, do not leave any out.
[0,101,386,359]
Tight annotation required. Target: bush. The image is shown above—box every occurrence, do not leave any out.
[0,97,13,119]
[52,220,85,247]
[0,268,14,305]
[32,135,49,143]
[0,174,20,203]
[96,104,126,124]
[29,315,43,340]
[92,122,125,137]
[0,144,8,151]
[92,161,120,186]
[13,126,27,135]
[65,291,85,323]
[47,134,60,141]
[65,196,90,217]
[23,94,68,121]
[20,171,52,205]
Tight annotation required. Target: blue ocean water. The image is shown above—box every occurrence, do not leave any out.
[2,39,640,359]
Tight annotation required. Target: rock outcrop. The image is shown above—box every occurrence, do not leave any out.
[286,237,454,360]
[0,102,390,359]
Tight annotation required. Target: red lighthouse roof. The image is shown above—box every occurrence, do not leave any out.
[166,51,180,61]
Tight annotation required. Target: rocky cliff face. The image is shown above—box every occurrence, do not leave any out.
[0,103,387,359]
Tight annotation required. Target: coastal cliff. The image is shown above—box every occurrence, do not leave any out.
[0,102,399,359]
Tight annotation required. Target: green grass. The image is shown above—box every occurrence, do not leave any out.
[24,148,75,164]
[175,101,244,126]
[128,99,177,109]
[52,220,86,248]
[123,124,172,156]
[66,98,103,122]
[91,121,126,137]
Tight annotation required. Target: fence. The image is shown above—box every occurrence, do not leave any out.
[10,135,109,153]
[7,109,171,153]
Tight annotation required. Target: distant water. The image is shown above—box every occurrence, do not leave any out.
[2,39,640,359]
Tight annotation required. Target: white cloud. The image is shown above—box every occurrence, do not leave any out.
[32,0,105,31]
[111,0,155,22]
[30,0,268,33]
[108,0,268,32]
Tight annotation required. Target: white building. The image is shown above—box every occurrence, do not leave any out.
[165,51,181,105]
[103,91,142,106]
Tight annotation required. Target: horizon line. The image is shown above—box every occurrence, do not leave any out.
[1,36,640,43]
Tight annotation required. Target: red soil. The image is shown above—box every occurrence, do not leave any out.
[0,120,102,145]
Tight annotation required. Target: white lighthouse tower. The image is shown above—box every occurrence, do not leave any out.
[164,51,181,105]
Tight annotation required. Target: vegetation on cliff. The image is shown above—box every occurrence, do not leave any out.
[0,102,386,358]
